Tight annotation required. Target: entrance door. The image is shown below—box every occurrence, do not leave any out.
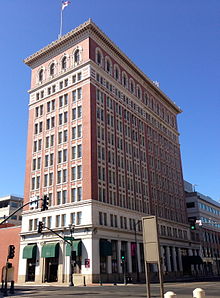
[26,258,36,281]
[45,257,58,282]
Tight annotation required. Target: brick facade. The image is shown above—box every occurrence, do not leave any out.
[0,226,21,282]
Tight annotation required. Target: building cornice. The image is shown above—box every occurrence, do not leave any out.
[24,19,181,114]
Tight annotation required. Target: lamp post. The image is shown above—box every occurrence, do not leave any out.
[69,224,75,286]
[134,220,141,283]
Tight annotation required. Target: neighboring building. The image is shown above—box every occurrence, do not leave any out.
[0,195,23,226]
[18,19,195,285]
[185,181,220,275]
[0,226,21,283]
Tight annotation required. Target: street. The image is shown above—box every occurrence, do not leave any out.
[3,281,220,298]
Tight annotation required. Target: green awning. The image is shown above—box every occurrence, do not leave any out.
[41,243,59,258]
[23,244,37,259]
[100,239,112,257]
[66,240,82,256]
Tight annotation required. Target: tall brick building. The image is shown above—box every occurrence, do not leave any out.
[18,20,198,285]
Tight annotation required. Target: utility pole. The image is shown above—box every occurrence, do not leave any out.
[134,220,141,282]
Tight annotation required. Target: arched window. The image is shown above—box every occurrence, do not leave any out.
[144,92,149,105]
[114,66,119,81]
[97,51,102,65]
[105,57,112,74]
[137,85,142,99]
[50,63,55,76]
[122,72,127,88]
[39,69,43,82]
[74,49,80,64]
[61,56,67,70]
[130,79,135,94]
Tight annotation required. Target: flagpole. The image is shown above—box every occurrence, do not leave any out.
[59,4,63,38]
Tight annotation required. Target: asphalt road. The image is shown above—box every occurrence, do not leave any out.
[2,281,220,298]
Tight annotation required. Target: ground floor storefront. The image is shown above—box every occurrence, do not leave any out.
[17,227,206,285]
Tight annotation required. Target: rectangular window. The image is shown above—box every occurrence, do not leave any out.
[50,135,54,146]
[50,153,54,166]
[34,218,38,230]
[78,88,82,99]
[34,141,37,152]
[64,93,68,104]
[70,213,76,224]
[57,170,61,184]
[36,176,40,189]
[59,114,62,125]
[72,108,76,120]
[99,212,103,225]
[57,191,61,205]
[63,130,68,142]
[58,131,62,144]
[44,174,48,187]
[58,151,62,163]
[77,187,82,201]
[45,136,49,148]
[61,214,66,226]
[49,173,53,186]
[72,146,76,159]
[32,177,35,190]
[78,125,82,137]
[72,127,76,139]
[63,149,67,162]
[63,169,67,182]
[32,159,36,170]
[114,215,118,227]
[56,215,60,227]
[110,214,113,227]
[47,216,52,228]
[72,90,76,102]
[45,155,49,167]
[104,213,107,226]
[77,211,82,225]
[77,144,82,158]
[71,167,76,180]
[37,157,41,169]
[62,190,67,204]
[71,188,76,202]
[64,111,68,123]
[29,219,33,231]
[78,106,82,118]
[77,165,82,179]
[47,102,50,112]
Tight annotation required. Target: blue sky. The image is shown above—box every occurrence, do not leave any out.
[0,0,219,201]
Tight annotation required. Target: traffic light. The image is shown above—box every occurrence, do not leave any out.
[121,250,125,261]
[38,221,44,233]
[189,218,196,230]
[41,195,49,211]
[8,245,15,259]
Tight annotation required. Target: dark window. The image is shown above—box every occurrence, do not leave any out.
[74,49,80,63]
[186,202,195,208]
[62,56,67,69]
[50,63,55,75]
[39,69,43,82]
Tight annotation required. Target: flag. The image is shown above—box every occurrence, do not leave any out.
[62,1,71,11]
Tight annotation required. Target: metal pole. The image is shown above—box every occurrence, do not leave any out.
[69,226,74,286]
[0,199,42,226]
[4,258,9,296]
[134,221,140,282]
